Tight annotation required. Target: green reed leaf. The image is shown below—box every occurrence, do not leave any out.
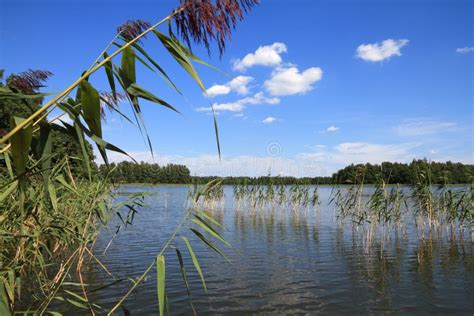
[153,31,206,92]
[175,249,192,299]
[47,183,58,212]
[0,283,11,316]
[192,215,230,247]
[80,80,102,138]
[10,116,33,178]
[212,106,221,160]
[121,46,136,86]
[130,42,182,94]
[190,229,230,262]
[3,152,14,179]
[126,83,180,114]
[103,52,116,99]
[182,236,207,293]
[195,210,223,228]
[0,181,18,203]
[156,255,165,316]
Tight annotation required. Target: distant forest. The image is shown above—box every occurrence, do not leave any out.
[99,159,474,185]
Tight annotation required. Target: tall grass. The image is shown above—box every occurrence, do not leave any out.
[0,156,126,313]
[220,166,472,251]
[1,1,260,314]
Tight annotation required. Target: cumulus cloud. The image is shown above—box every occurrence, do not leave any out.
[233,42,287,71]
[396,119,459,136]
[320,126,339,134]
[300,142,420,167]
[205,76,253,98]
[96,152,330,177]
[197,101,244,112]
[262,117,277,124]
[94,141,425,177]
[356,39,409,62]
[205,84,231,98]
[196,92,280,113]
[264,66,323,96]
[456,47,474,53]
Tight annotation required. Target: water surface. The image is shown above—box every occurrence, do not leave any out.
[83,185,473,315]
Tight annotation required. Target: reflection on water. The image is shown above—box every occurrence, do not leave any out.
[78,185,473,315]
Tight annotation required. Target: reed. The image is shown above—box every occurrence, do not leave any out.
[1,1,260,314]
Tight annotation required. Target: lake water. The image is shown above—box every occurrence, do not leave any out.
[81,185,473,315]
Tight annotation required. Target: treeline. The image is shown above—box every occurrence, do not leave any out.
[332,160,474,184]
[99,161,191,184]
[99,160,474,185]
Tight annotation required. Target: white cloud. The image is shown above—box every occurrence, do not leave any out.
[205,84,231,98]
[300,142,420,167]
[233,113,248,120]
[320,126,339,134]
[205,76,253,98]
[197,92,280,113]
[456,47,474,53]
[96,139,473,177]
[233,42,287,72]
[356,39,409,62]
[96,151,330,176]
[264,66,323,96]
[228,76,253,95]
[243,92,280,105]
[94,141,424,177]
[396,119,459,136]
[197,101,244,112]
[262,117,277,124]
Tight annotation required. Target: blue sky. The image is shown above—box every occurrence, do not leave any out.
[2,0,473,176]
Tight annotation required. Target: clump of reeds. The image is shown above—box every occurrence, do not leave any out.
[0,155,141,313]
[188,181,225,210]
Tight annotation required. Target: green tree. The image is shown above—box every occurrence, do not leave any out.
[0,70,95,177]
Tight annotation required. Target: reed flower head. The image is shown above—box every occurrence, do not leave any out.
[117,19,152,41]
[174,0,259,56]
[6,69,52,93]
[99,91,127,119]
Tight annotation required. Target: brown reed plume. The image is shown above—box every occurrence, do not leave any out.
[173,0,260,55]
[6,69,53,93]
[117,19,152,41]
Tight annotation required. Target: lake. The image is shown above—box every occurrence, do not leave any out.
[80,185,473,315]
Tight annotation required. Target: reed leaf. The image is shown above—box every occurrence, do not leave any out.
[175,248,194,309]
[3,152,14,179]
[130,42,182,94]
[192,215,230,247]
[190,229,229,262]
[181,236,207,293]
[153,31,205,92]
[10,116,33,178]
[121,46,136,86]
[126,83,180,114]
[0,283,11,316]
[212,106,221,160]
[0,181,17,203]
[156,255,165,316]
[103,52,116,99]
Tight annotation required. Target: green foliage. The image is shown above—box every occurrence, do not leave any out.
[332,159,474,185]
[0,71,95,178]
[97,160,474,185]
[100,161,191,183]
[0,1,260,313]
[0,155,115,312]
